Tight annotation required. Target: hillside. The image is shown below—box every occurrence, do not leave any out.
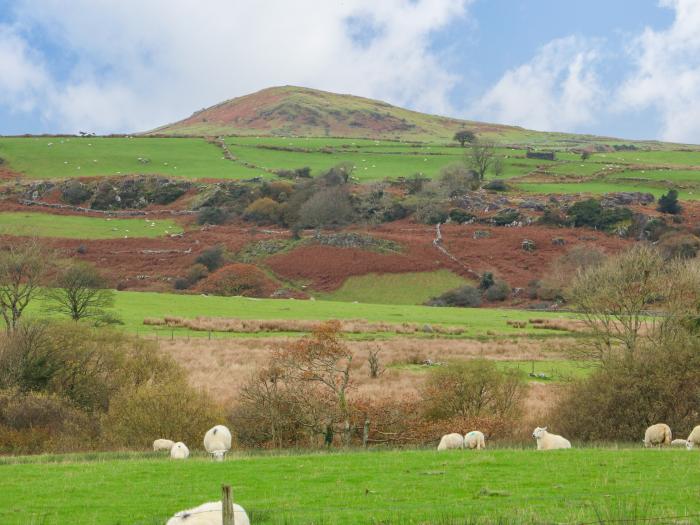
[148,85,667,147]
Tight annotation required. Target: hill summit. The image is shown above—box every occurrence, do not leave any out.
[148,85,514,141]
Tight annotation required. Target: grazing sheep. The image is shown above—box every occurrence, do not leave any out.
[166,501,250,525]
[686,426,700,449]
[671,439,688,448]
[203,425,232,461]
[532,427,571,450]
[153,439,175,452]
[464,431,486,450]
[437,433,464,451]
[170,442,190,460]
[643,423,672,448]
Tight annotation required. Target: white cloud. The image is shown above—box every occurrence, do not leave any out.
[617,0,700,143]
[0,25,50,113]
[470,36,603,132]
[2,0,470,134]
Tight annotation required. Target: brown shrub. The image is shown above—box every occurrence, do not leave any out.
[243,197,284,225]
[102,378,222,448]
[196,264,276,297]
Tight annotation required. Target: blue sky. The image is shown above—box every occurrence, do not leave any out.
[0,0,698,143]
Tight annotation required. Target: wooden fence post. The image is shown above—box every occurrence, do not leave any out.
[222,484,234,525]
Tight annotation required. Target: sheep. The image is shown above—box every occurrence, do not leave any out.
[166,501,250,525]
[671,439,688,448]
[685,425,700,449]
[643,423,672,448]
[153,439,175,452]
[532,427,571,450]
[437,433,464,451]
[464,430,486,450]
[170,442,190,459]
[203,425,232,461]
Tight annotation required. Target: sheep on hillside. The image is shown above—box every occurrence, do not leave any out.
[204,425,232,461]
[437,433,464,451]
[671,439,688,448]
[686,426,700,449]
[153,439,175,452]
[532,427,571,450]
[170,442,190,459]
[464,431,486,450]
[166,501,250,525]
[643,423,672,448]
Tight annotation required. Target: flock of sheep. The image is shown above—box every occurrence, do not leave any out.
[155,422,700,524]
[438,423,700,451]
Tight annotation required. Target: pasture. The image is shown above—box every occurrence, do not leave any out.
[0,212,183,239]
[30,290,572,338]
[1,448,699,524]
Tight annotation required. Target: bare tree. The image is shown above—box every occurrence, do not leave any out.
[467,141,496,180]
[0,240,50,331]
[46,261,115,322]
[274,321,355,445]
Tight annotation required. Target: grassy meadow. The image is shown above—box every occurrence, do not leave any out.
[1,448,699,524]
[0,212,182,239]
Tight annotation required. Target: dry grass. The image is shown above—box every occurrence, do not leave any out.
[144,316,467,335]
[157,335,574,405]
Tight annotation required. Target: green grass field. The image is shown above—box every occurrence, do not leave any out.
[0,212,182,239]
[0,136,268,180]
[1,448,698,524]
[32,290,570,338]
[316,270,469,305]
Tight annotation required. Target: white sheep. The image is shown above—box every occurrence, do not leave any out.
[685,425,700,449]
[170,442,190,459]
[671,439,688,448]
[437,433,464,451]
[464,430,486,450]
[203,425,232,461]
[166,501,250,525]
[153,439,175,452]
[532,427,571,450]
[643,423,672,448]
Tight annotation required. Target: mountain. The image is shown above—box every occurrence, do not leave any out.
[148,85,665,147]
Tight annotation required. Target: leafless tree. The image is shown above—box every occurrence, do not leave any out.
[467,140,496,180]
[46,261,115,322]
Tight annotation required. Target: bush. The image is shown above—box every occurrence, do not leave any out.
[195,245,226,272]
[492,209,521,226]
[197,206,228,225]
[102,378,221,448]
[297,187,354,228]
[658,231,700,259]
[414,200,448,225]
[479,272,495,291]
[539,206,569,226]
[427,285,481,307]
[657,189,682,215]
[198,264,272,297]
[147,181,187,205]
[61,181,92,205]
[448,208,475,224]
[568,199,632,230]
[438,164,479,197]
[484,280,510,301]
[482,179,508,192]
[552,340,700,442]
[422,360,525,421]
[243,197,283,225]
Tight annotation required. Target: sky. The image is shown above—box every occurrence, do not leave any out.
[0,0,698,143]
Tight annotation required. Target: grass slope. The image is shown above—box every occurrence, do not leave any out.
[0,136,267,180]
[317,270,470,305]
[1,448,698,524]
[0,212,182,239]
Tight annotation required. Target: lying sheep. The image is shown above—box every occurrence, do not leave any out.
[686,426,700,449]
[170,442,190,459]
[464,431,486,450]
[204,425,232,461]
[532,427,571,450]
[153,439,175,452]
[166,501,250,525]
[643,423,672,448]
[671,439,688,448]
[437,433,464,451]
